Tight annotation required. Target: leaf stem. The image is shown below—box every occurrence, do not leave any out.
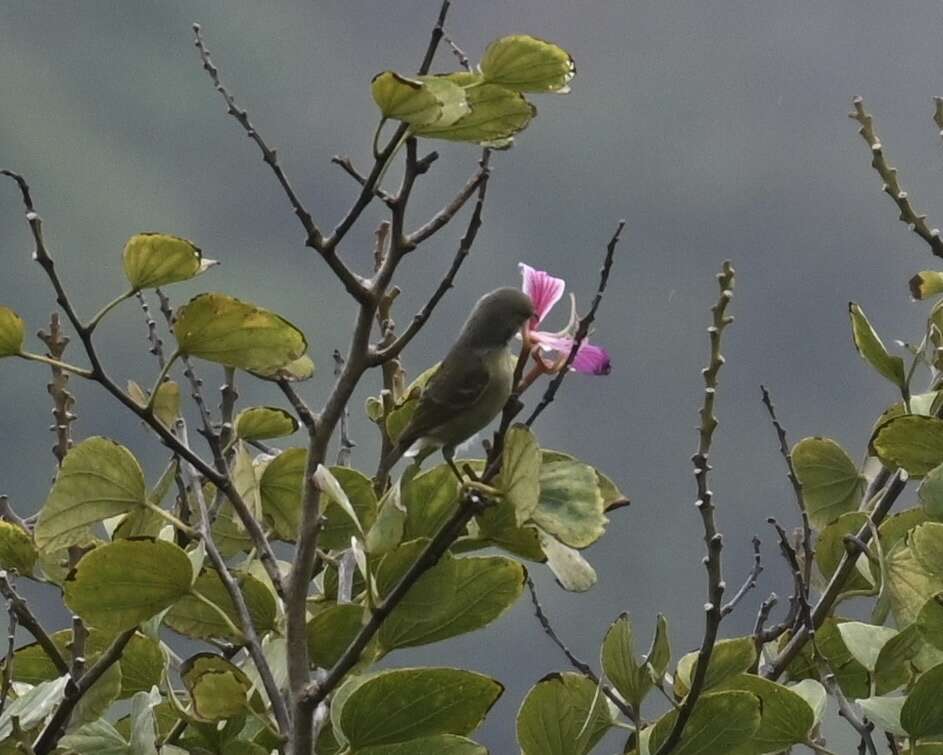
[18,352,93,379]
[145,349,180,411]
[85,289,135,333]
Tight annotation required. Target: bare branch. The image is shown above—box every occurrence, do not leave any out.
[136,292,166,368]
[849,97,943,258]
[525,576,635,721]
[331,155,394,206]
[372,150,492,365]
[404,157,490,248]
[525,220,625,427]
[764,470,908,680]
[721,535,762,618]
[33,629,135,754]
[0,572,70,677]
[179,421,290,735]
[760,385,814,592]
[0,582,17,716]
[653,261,735,755]
[333,350,355,466]
[191,24,372,303]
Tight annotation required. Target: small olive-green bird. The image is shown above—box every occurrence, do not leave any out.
[378,287,535,480]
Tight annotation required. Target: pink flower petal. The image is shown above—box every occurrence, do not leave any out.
[519,263,565,326]
[532,332,612,375]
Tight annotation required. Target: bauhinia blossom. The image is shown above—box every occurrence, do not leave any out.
[519,262,611,375]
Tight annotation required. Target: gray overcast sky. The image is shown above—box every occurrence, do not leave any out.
[4,1,943,751]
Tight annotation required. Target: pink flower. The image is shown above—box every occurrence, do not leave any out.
[519,263,611,376]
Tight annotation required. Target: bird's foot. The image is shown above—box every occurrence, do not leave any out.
[461,479,503,499]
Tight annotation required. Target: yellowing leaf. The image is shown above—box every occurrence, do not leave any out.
[849,302,906,388]
[791,437,865,528]
[173,292,307,373]
[235,405,299,441]
[500,425,541,526]
[0,306,24,357]
[873,415,943,478]
[371,72,463,127]
[413,80,536,146]
[181,653,251,722]
[35,437,147,552]
[0,521,37,575]
[64,539,192,632]
[911,271,943,301]
[480,35,576,94]
[122,233,213,290]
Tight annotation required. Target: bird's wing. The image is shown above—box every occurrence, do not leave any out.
[400,349,491,442]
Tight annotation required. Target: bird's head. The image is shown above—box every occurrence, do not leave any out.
[459,287,535,349]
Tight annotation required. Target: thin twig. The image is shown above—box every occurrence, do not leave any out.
[442,29,472,71]
[760,385,814,590]
[764,470,908,680]
[404,158,489,248]
[0,584,17,716]
[823,671,878,755]
[178,420,290,736]
[653,261,736,755]
[136,291,166,368]
[768,518,814,634]
[525,221,625,427]
[721,536,762,618]
[525,576,635,720]
[849,97,943,258]
[278,380,318,432]
[33,629,135,754]
[0,572,69,677]
[330,156,395,206]
[373,150,492,364]
[333,350,355,466]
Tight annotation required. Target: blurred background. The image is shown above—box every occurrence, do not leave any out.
[4,1,943,751]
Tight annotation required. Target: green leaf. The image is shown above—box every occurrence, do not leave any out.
[534,459,607,548]
[538,531,596,592]
[479,35,576,94]
[60,719,131,755]
[837,621,899,671]
[371,72,465,127]
[122,233,213,290]
[849,302,906,387]
[402,464,460,542]
[128,687,161,755]
[378,549,524,651]
[674,637,757,698]
[500,425,541,526]
[316,464,364,538]
[366,483,406,556]
[816,618,870,698]
[917,593,943,651]
[352,735,486,755]
[116,633,164,699]
[600,613,650,708]
[259,447,305,540]
[307,603,364,669]
[250,353,316,383]
[234,406,299,441]
[35,437,147,552]
[648,614,672,683]
[913,522,943,575]
[416,76,472,126]
[714,674,815,754]
[789,679,827,728]
[881,507,930,552]
[72,658,122,725]
[857,695,906,737]
[791,437,865,528]
[517,672,614,755]
[875,623,923,695]
[0,521,36,575]
[815,512,874,593]
[873,415,943,478]
[0,306,25,357]
[920,463,943,520]
[321,467,378,550]
[338,667,502,748]
[413,80,536,147]
[0,675,68,740]
[181,653,251,721]
[885,541,943,627]
[903,662,943,738]
[469,493,544,562]
[174,292,307,373]
[649,690,761,755]
[911,272,943,301]
[65,539,192,632]
[165,568,276,642]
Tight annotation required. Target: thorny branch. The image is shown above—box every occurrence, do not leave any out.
[850,97,943,258]
[720,535,762,618]
[653,261,735,755]
[0,572,69,678]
